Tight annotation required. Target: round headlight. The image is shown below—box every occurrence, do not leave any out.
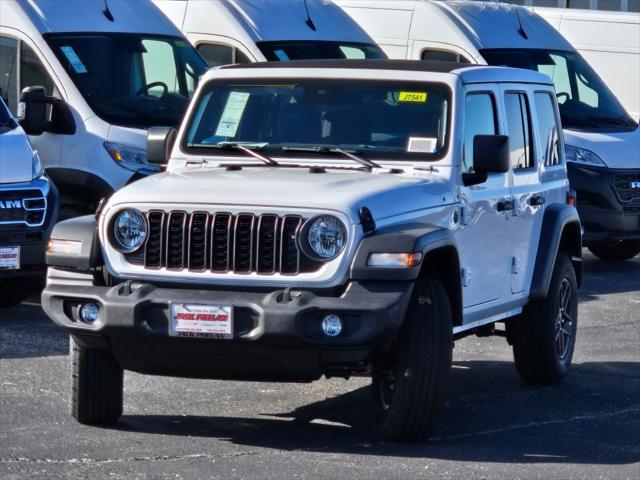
[112,209,148,253]
[306,215,347,260]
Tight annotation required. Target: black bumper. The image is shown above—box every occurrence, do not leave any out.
[0,180,59,279]
[41,278,413,382]
[567,163,640,245]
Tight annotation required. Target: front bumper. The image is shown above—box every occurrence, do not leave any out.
[41,275,413,382]
[567,163,640,245]
[0,178,59,279]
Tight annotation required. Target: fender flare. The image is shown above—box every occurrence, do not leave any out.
[46,168,114,203]
[530,203,582,299]
[46,215,102,270]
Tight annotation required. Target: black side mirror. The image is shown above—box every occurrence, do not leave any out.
[462,135,510,187]
[18,86,75,135]
[147,127,178,165]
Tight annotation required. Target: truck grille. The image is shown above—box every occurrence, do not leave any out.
[0,190,46,227]
[614,174,640,215]
[126,211,318,275]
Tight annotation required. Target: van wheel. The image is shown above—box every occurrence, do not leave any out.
[510,253,578,384]
[371,278,453,443]
[71,336,123,425]
[588,240,640,261]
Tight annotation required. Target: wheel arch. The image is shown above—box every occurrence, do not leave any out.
[419,245,463,327]
[46,168,114,205]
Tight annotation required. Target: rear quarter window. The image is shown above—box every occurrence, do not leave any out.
[534,92,563,167]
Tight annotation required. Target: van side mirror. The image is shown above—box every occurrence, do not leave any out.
[18,86,75,135]
[462,135,510,186]
[147,127,177,165]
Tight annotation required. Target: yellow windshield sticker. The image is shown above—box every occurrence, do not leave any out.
[398,91,427,103]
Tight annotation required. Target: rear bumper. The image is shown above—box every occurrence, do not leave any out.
[567,163,640,245]
[41,275,413,381]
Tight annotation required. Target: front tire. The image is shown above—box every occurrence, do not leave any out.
[71,336,123,425]
[588,240,640,261]
[371,278,453,443]
[510,253,578,384]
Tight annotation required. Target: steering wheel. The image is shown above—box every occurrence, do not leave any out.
[135,81,168,97]
[556,92,570,104]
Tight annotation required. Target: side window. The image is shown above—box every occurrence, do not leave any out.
[197,43,250,67]
[504,92,533,169]
[421,49,470,63]
[537,54,572,105]
[20,42,54,97]
[0,36,18,113]
[534,92,562,167]
[141,39,180,96]
[463,93,497,173]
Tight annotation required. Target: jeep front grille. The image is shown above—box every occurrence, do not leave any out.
[614,174,640,215]
[0,189,46,227]
[126,211,318,275]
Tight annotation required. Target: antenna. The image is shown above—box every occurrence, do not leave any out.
[103,0,114,22]
[303,0,317,31]
[515,9,528,40]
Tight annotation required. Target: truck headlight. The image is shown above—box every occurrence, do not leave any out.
[565,145,607,167]
[104,142,160,173]
[304,215,347,260]
[111,209,148,253]
[32,151,43,180]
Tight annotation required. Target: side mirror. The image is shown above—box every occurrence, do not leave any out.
[147,126,177,165]
[18,86,75,135]
[462,135,510,187]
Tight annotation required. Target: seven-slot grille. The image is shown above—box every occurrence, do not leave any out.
[126,211,319,275]
[0,190,46,226]
[614,174,640,215]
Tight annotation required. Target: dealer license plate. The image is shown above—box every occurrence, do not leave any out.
[169,303,233,339]
[0,247,20,270]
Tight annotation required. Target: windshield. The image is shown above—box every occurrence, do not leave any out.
[184,79,451,161]
[481,49,637,132]
[0,98,17,133]
[45,33,208,129]
[257,41,386,61]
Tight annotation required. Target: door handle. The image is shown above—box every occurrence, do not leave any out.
[529,195,546,206]
[497,199,515,212]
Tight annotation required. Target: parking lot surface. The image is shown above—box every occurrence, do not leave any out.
[0,250,638,480]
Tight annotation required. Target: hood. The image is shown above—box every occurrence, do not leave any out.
[564,127,640,169]
[107,125,148,149]
[0,124,35,184]
[107,166,453,222]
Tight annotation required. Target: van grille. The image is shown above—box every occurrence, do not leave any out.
[126,211,317,275]
[614,174,640,215]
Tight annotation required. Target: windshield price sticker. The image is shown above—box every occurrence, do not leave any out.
[0,247,20,270]
[60,46,88,74]
[408,137,438,153]
[399,91,427,103]
[215,92,251,137]
[170,303,233,339]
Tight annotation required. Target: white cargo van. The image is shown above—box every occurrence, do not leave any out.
[0,97,58,307]
[533,7,640,121]
[337,0,640,260]
[152,0,386,67]
[0,0,209,216]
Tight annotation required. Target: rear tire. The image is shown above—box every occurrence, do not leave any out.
[510,253,578,384]
[588,240,640,261]
[71,336,123,425]
[371,277,453,443]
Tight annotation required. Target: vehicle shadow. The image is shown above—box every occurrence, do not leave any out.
[114,360,640,464]
[579,250,640,302]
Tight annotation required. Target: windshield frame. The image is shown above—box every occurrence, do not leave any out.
[481,48,638,133]
[44,32,208,129]
[257,40,387,62]
[180,77,453,162]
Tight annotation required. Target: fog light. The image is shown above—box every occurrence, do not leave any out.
[79,303,100,324]
[321,315,343,337]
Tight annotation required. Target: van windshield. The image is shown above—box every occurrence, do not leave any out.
[184,79,450,161]
[45,33,208,129]
[257,41,386,61]
[481,49,637,132]
[0,99,17,133]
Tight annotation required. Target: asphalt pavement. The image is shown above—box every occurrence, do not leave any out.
[0,249,638,479]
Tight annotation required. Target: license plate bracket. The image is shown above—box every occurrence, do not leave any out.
[169,303,233,339]
[0,247,20,270]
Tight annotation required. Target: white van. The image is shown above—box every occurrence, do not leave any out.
[152,0,386,67]
[533,7,640,121]
[0,97,58,307]
[0,0,209,217]
[337,0,640,260]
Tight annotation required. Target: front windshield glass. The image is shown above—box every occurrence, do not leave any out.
[257,41,386,61]
[45,33,208,129]
[481,49,637,132]
[184,79,451,161]
[0,98,17,133]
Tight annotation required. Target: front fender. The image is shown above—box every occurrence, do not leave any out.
[46,215,102,271]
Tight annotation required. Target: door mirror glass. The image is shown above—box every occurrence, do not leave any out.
[147,126,177,165]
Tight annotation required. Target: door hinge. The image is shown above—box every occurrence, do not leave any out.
[461,268,472,287]
[511,256,521,275]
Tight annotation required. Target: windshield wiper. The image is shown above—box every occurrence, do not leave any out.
[583,115,630,127]
[188,141,279,166]
[281,145,381,171]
